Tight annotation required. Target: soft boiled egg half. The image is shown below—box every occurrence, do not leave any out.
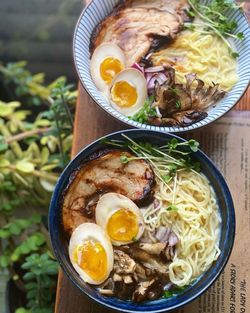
[90,43,126,92]
[69,223,113,285]
[95,193,145,246]
[109,69,147,116]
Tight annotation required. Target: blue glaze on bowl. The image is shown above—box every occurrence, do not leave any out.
[49,130,235,312]
[73,0,250,133]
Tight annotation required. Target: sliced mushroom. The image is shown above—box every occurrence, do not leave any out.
[134,263,157,280]
[138,241,176,263]
[150,67,226,127]
[114,250,136,274]
[98,278,115,296]
[167,110,208,127]
[113,274,137,300]
[121,246,168,274]
[113,273,123,282]
[132,278,163,303]
[139,242,167,255]
[161,245,175,262]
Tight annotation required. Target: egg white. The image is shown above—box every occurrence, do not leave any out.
[90,43,126,92]
[95,193,145,246]
[69,223,114,285]
[109,68,147,116]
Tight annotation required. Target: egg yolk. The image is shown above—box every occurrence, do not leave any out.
[107,209,139,242]
[73,240,107,281]
[111,81,138,108]
[100,57,124,84]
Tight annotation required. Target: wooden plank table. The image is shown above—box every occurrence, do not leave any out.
[55,4,250,312]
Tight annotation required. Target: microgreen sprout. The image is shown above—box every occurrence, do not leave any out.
[187,0,244,58]
[103,134,201,187]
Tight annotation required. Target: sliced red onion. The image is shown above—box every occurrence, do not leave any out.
[155,227,171,242]
[145,65,165,73]
[156,73,167,85]
[132,63,144,74]
[146,72,156,84]
[168,232,179,247]
[147,73,167,90]
[147,76,158,90]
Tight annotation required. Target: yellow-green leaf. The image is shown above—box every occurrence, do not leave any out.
[32,73,45,84]
[0,158,10,167]
[0,103,13,117]
[41,163,58,171]
[48,76,66,90]
[35,119,51,127]
[11,110,31,121]
[41,147,49,164]
[40,178,55,192]
[26,142,40,159]
[8,101,21,108]
[16,161,35,173]
[63,135,73,152]
[40,136,48,145]
[9,120,19,133]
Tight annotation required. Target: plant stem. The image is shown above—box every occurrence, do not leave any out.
[32,170,58,182]
[6,127,52,144]
[53,108,65,165]
[37,275,42,308]
[0,124,23,158]
[61,93,74,129]
[8,165,58,183]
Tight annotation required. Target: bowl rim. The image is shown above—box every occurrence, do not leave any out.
[49,129,236,313]
[72,1,250,134]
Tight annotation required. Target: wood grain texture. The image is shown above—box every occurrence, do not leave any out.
[55,2,250,311]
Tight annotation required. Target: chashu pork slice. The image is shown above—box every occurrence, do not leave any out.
[91,0,191,66]
[62,150,155,235]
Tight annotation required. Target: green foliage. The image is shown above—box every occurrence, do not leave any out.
[0,61,76,312]
[15,308,31,313]
[11,233,46,262]
[16,253,58,313]
[0,214,41,239]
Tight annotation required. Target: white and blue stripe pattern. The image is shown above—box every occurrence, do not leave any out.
[73,0,250,133]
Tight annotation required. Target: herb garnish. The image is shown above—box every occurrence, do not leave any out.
[163,285,189,298]
[175,100,181,109]
[186,0,244,57]
[129,96,157,124]
[166,205,179,212]
[132,236,139,243]
[103,135,200,185]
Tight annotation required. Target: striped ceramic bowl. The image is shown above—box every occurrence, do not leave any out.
[73,0,250,133]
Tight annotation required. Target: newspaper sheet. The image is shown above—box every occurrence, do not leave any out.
[178,112,250,313]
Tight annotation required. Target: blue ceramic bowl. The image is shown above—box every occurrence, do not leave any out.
[73,0,250,133]
[49,130,235,312]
